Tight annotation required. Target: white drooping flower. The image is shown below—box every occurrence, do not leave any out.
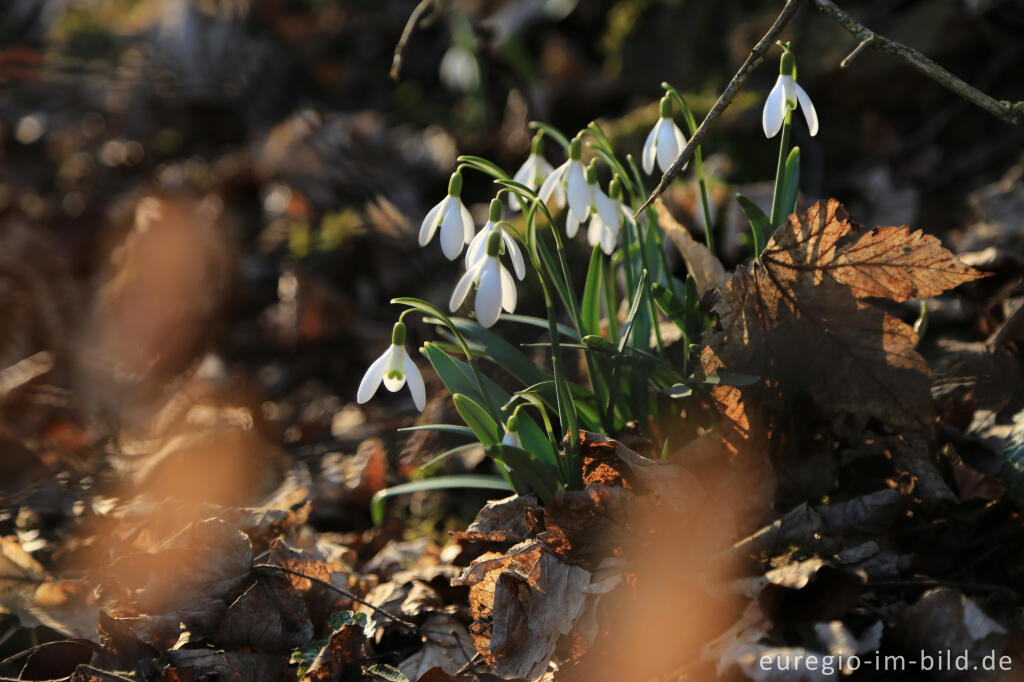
[642,95,688,175]
[357,321,426,411]
[568,160,620,244]
[450,230,517,328]
[439,44,480,92]
[762,48,819,138]
[510,133,557,211]
[467,198,526,280]
[419,171,474,260]
[501,416,522,450]
[587,177,632,255]
[537,134,592,227]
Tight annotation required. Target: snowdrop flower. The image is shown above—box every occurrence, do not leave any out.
[467,199,526,280]
[501,415,522,450]
[440,44,480,92]
[357,321,425,411]
[510,133,557,211]
[538,134,591,227]
[570,161,620,244]
[588,177,631,255]
[450,231,517,328]
[642,95,688,175]
[419,171,474,260]
[763,48,819,138]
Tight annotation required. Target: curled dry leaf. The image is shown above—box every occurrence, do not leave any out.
[893,588,1008,667]
[758,558,864,623]
[701,199,988,434]
[452,538,611,681]
[656,200,727,297]
[814,488,905,536]
[450,494,544,545]
[398,613,476,681]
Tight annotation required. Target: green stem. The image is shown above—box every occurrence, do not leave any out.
[525,208,579,488]
[603,253,620,342]
[769,111,793,229]
[663,84,716,255]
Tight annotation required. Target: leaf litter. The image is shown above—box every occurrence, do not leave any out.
[1,191,1022,681]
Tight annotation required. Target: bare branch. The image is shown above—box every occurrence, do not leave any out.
[391,0,442,82]
[812,0,1024,125]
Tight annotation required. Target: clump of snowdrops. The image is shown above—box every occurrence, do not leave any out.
[360,44,817,520]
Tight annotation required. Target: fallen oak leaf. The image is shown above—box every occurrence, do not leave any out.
[701,199,988,435]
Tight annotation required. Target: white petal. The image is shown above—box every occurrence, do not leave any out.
[510,158,535,212]
[594,188,619,233]
[782,74,797,108]
[440,199,465,259]
[587,218,601,249]
[459,199,475,244]
[565,161,591,223]
[449,263,479,311]
[382,345,407,392]
[538,161,567,205]
[513,156,535,186]
[600,222,618,255]
[566,207,580,238]
[356,348,390,403]
[502,231,526,280]
[499,263,517,313]
[475,260,503,328]
[418,197,445,246]
[670,120,688,172]
[465,223,492,269]
[501,430,522,449]
[795,83,819,136]
[762,76,786,138]
[403,352,426,411]
[642,122,659,174]
[534,156,554,183]
[656,118,681,174]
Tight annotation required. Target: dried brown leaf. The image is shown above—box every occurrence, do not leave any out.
[217,572,313,651]
[656,200,727,297]
[701,199,987,435]
[452,539,595,680]
[399,613,475,681]
[450,494,544,545]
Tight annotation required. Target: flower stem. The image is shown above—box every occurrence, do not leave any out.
[769,110,793,230]
[664,84,716,255]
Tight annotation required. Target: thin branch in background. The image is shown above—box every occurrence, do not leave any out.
[840,35,873,69]
[635,0,802,216]
[252,563,421,634]
[637,0,1024,215]
[391,0,443,81]
[811,0,1024,125]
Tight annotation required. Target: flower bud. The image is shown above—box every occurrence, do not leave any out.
[780,50,795,77]
[486,230,503,257]
[506,415,519,433]
[569,134,583,161]
[391,321,407,346]
[585,159,598,185]
[659,94,673,118]
[489,198,502,221]
[448,171,463,197]
[531,132,544,156]
[609,177,623,200]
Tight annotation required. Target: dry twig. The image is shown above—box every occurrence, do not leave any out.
[391,0,443,81]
